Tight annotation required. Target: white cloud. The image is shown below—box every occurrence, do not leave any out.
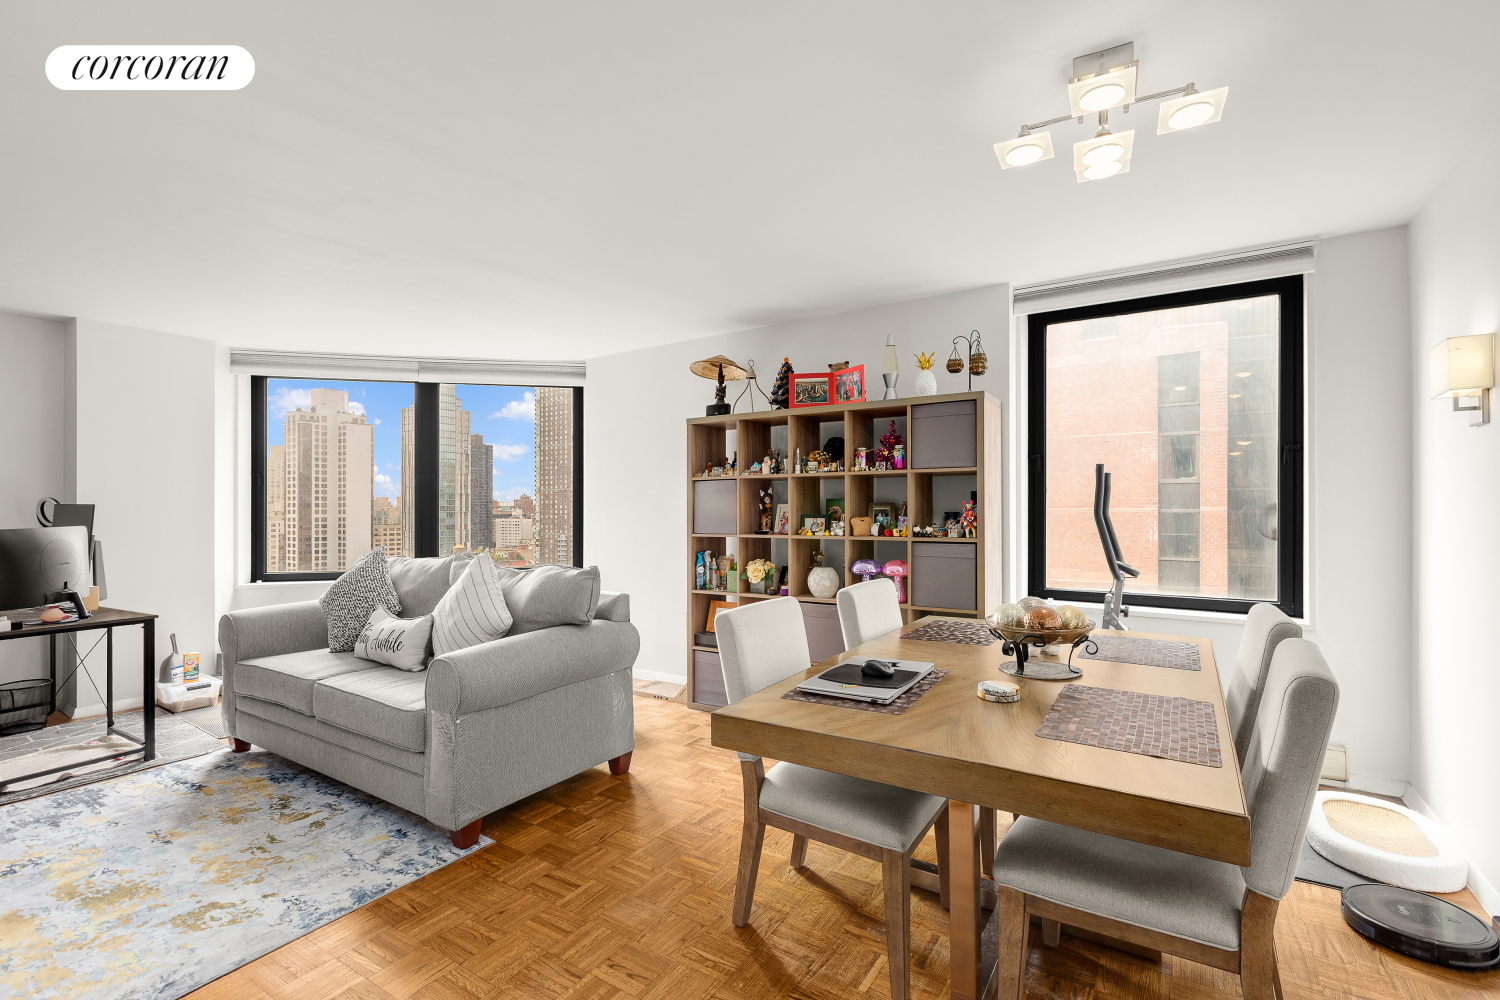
[494,444,527,462]
[347,401,366,415]
[269,386,312,418]
[374,472,397,495]
[493,486,531,501]
[369,417,381,424]
[491,390,535,421]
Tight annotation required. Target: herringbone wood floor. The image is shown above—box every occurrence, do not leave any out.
[188,695,1499,1000]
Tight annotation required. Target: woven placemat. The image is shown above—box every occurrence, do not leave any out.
[780,670,948,715]
[902,620,996,646]
[1035,684,1221,767]
[1078,635,1201,671]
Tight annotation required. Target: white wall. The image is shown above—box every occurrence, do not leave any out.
[1408,138,1500,914]
[585,285,1011,682]
[0,313,67,685]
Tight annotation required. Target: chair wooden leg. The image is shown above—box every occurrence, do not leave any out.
[732,817,766,926]
[994,886,1029,1000]
[1239,890,1283,1000]
[608,751,632,775]
[789,833,808,869]
[1041,918,1061,947]
[933,807,951,911]
[448,819,481,849]
[882,848,913,1000]
[230,738,250,752]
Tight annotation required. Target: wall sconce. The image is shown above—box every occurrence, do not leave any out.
[1429,333,1494,426]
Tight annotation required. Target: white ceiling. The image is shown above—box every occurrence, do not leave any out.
[0,2,1494,359]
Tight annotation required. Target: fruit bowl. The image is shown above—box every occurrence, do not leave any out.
[985,620,1096,648]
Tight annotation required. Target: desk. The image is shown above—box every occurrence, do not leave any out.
[0,607,157,785]
[711,617,1248,1000]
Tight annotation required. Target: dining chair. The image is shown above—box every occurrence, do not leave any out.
[1226,602,1302,763]
[988,638,1338,1000]
[836,577,904,649]
[715,596,949,1000]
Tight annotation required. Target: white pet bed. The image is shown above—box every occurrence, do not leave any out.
[1306,791,1468,893]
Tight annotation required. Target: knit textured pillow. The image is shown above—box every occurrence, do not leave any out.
[319,547,403,653]
[431,555,513,657]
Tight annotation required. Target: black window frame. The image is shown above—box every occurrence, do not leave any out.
[251,376,583,581]
[1026,275,1304,618]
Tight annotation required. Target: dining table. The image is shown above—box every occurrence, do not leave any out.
[710,615,1249,1000]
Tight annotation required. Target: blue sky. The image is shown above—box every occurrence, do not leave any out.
[267,379,536,502]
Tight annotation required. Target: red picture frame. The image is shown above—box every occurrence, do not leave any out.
[789,371,832,408]
[833,364,866,404]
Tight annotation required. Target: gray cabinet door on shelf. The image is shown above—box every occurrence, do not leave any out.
[911,541,977,610]
[911,399,976,468]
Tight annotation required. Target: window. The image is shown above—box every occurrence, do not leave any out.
[252,378,582,581]
[1027,276,1303,616]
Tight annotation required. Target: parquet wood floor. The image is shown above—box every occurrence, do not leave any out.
[186,696,1499,1000]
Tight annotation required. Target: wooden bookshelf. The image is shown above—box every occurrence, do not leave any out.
[683,389,1001,710]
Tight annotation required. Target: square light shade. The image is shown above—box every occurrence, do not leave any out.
[1073,130,1134,183]
[1067,64,1137,117]
[994,131,1054,169]
[1429,333,1495,398]
[1157,87,1229,134]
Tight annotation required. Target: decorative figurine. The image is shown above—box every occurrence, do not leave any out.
[893,444,905,470]
[852,558,881,582]
[854,447,869,471]
[811,548,825,567]
[690,355,748,416]
[830,519,845,536]
[913,351,938,396]
[758,487,774,533]
[769,358,794,409]
[960,500,977,537]
[882,559,909,602]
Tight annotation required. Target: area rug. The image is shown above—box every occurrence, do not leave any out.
[0,747,490,1000]
[0,709,226,806]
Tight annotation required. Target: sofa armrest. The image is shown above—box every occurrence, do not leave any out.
[426,619,640,716]
[219,601,329,663]
[596,591,630,622]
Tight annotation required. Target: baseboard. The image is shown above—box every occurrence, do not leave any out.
[1404,783,1499,917]
[63,697,146,720]
[633,668,686,684]
[1343,771,1408,798]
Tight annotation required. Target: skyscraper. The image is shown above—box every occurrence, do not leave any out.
[514,494,535,520]
[470,433,493,550]
[400,389,491,554]
[534,387,573,566]
[372,496,403,556]
[275,388,373,572]
[266,445,285,572]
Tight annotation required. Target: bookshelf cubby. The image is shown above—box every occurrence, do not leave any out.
[683,389,1001,710]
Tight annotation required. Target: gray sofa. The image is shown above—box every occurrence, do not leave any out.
[218,555,639,847]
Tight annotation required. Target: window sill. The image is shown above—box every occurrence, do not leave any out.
[1060,599,1258,627]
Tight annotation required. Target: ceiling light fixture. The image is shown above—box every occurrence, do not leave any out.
[995,42,1226,183]
[1235,371,1252,377]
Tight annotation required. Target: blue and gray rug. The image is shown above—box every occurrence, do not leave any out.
[0,748,489,1000]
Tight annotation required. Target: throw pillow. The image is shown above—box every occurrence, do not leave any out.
[319,547,403,652]
[431,555,514,657]
[494,564,601,635]
[353,605,434,671]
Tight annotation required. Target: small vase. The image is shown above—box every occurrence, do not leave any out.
[913,369,937,396]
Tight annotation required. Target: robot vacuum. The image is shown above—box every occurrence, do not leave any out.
[1341,883,1499,970]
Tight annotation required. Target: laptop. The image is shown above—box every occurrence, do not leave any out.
[795,656,934,705]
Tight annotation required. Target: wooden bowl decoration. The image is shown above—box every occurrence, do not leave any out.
[984,614,1096,649]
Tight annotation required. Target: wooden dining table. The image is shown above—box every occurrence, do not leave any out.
[710,616,1249,1000]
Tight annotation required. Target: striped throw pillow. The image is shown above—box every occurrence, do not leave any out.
[431,554,514,657]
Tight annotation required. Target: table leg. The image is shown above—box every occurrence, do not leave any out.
[949,799,981,1000]
[49,634,56,714]
[106,627,114,730]
[142,620,155,761]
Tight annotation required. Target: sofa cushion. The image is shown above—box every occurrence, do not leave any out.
[320,548,403,652]
[432,556,513,657]
[388,555,459,618]
[495,565,602,635]
[313,667,428,752]
[236,648,373,716]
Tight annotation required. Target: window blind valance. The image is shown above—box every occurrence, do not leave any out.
[1013,239,1317,315]
[228,349,586,386]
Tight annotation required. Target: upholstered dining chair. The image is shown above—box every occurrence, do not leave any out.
[716,596,949,1000]
[988,638,1338,1000]
[1226,602,1302,763]
[836,577,905,649]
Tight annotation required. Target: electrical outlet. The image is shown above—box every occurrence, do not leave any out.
[1321,744,1349,782]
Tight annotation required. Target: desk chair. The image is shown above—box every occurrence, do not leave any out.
[716,596,949,1000]
[989,638,1338,1000]
[836,577,904,649]
[1227,603,1301,763]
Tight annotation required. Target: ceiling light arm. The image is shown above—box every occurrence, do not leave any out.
[1127,82,1197,107]
[1017,113,1074,135]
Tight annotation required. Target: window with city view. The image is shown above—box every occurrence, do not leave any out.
[1028,277,1303,615]
[254,377,579,579]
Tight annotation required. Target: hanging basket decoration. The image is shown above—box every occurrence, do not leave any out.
[968,331,988,376]
[946,344,964,374]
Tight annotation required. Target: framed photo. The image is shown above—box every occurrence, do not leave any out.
[802,516,826,534]
[869,503,896,528]
[774,503,791,535]
[825,498,846,523]
[789,372,832,408]
[705,599,736,632]
[833,364,866,403]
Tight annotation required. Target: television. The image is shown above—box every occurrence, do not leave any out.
[0,526,92,613]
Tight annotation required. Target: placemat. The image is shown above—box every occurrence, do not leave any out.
[902,620,996,646]
[1035,684,1221,767]
[780,670,948,715]
[1077,635,1201,671]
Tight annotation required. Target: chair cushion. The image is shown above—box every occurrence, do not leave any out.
[495,565,601,636]
[319,548,403,652]
[235,648,374,716]
[758,762,946,853]
[992,817,1247,951]
[313,667,428,752]
[388,555,459,618]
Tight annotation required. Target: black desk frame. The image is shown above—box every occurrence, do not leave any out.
[0,608,156,786]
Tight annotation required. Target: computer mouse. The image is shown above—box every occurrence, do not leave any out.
[861,659,898,679]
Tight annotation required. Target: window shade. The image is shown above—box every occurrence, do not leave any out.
[1013,240,1317,315]
[229,350,586,386]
